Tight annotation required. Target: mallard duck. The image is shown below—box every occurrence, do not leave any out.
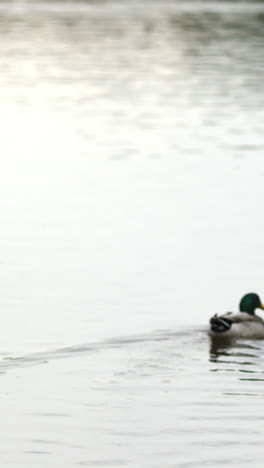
[209,293,264,339]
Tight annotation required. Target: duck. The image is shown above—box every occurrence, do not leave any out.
[209,293,264,339]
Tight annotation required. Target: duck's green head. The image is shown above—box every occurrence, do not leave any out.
[239,293,264,315]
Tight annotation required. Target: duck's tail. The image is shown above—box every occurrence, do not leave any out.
[210,315,233,333]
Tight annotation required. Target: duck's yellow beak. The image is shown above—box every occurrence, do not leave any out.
[260,304,264,310]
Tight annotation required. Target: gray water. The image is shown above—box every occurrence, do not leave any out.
[1,0,264,466]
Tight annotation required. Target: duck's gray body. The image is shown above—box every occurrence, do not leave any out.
[209,311,264,339]
[209,293,264,339]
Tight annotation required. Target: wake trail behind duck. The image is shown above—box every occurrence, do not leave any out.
[0,327,205,374]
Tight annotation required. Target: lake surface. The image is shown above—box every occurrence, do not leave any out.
[1,0,264,466]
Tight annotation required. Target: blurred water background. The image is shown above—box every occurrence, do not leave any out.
[1,0,264,466]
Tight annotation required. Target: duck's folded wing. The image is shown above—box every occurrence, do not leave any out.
[222,312,247,323]
[210,311,262,334]
[224,312,263,323]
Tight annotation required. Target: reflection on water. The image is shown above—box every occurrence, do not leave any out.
[1,0,264,163]
[210,338,261,359]
[209,337,264,389]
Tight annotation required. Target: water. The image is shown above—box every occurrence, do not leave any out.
[1,0,264,465]
[2,331,264,467]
